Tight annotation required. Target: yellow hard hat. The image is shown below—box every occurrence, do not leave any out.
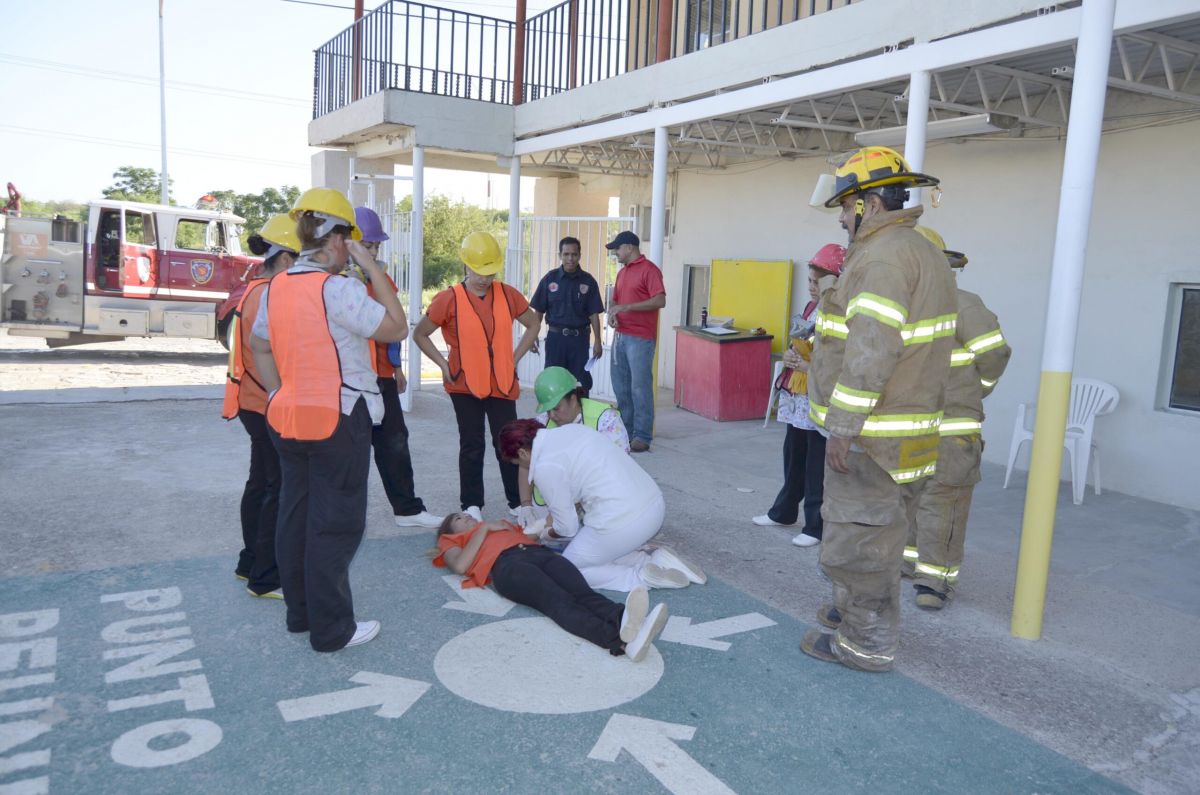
[822,146,939,208]
[289,187,362,241]
[258,214,301,255]
[915,225,968,269]
[460,231,503,275]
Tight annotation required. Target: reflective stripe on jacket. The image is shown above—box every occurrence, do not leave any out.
[451,283,515,400]
[265,270,344,441]
[808,206,958,484]
[221,279,270,419]
[941,288,1011,437]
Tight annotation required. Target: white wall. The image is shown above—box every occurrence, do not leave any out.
[658,118,1200,509]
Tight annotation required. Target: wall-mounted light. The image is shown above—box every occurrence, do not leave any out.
[853,113,1019,146]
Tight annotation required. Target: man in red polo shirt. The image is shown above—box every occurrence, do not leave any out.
[605,231,666,452]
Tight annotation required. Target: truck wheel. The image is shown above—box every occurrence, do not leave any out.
[217,315,232,351]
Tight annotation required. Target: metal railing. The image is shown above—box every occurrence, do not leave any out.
[313,0,516,117]
[313,0,859,116]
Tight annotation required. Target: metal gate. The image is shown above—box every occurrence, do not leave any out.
[367,198,418,409]
[512,215,635,401]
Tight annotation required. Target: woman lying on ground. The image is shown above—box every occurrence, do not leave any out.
[498,419,706,592]
[433,513,669,662]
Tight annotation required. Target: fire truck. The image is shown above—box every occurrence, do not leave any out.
[0,199,260,347]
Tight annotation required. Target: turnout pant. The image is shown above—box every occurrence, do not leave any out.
[272,399,372,652]
[768,426,826,539]
[449,393,520,510]
[819,451,924,672]
[490,545,624,653]
[371,377,426,517]
[562,494,665,592]
[237,409,281,594]
[907,434,982,595]
[545,329,593,393]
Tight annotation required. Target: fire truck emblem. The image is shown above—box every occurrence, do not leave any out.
[190,259,214,285]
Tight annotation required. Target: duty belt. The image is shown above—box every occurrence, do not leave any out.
[549,325,587,336]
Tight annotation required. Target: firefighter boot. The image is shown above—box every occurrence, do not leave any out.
[816,603,842,629]
[914,585,947,611]
[800,629,839,663]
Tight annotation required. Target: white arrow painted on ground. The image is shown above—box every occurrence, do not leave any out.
[659,613,777,651]
[440,574,516,617]
[589,713,736,795]
[277,672,430,722]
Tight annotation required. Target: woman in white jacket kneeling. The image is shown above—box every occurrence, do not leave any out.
[498,419,705,592]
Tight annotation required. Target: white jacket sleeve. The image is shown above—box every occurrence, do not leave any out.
[531,462,580,538]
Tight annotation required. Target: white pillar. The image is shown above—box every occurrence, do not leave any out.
[649,126,668,268]
[406,145,425,408]
[903,70,931,208]
[507,156,522,288]
[1012,0,1117,640]
[157,3,169,205]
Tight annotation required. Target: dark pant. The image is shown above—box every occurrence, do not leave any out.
[271,399,372,652]
[237,410,281,594]
[448,393,520,510]
[545,329,592,393]
[768,426,827,539]
[371,377,426,517]
[490,545,624,653]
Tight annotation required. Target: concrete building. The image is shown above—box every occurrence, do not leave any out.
[306,0,1200,510]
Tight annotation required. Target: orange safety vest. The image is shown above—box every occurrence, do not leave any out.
[450,282,515,399]
[265,270,346,441]
[222,279,270,419]
[366,278,396,379]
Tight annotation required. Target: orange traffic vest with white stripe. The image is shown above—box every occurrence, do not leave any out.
[222,279,270,419]
[366,277,397,379]
[451,282,515,399]
[265,269,345,441]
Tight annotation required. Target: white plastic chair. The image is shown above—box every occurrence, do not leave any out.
[764,359,785,427]
[1003,378,1120,505]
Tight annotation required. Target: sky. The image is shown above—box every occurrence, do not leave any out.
[0,0,556,208]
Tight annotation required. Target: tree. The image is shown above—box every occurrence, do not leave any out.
[15,197,87,222]
[398,194,509,288]
[206,186,301,245]
[102,166,173,204]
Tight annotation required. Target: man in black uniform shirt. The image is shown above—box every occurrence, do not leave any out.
[530,236,605,393]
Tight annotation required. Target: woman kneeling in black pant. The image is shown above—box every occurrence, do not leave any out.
[433,513,668,662]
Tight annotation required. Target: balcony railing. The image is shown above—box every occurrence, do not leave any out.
[313,0,858,118]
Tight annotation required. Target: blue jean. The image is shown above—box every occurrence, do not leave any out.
[611,333,656,444]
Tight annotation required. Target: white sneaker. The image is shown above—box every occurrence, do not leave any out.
[626,603,669,662]
[345,620,380,648]
[620,587,649,643]
[640,563,689,589]
[464,506,483,522]
[791,533,821,548]
[752,514,795,527]
[650,546,707,585]
[394,511,443,528]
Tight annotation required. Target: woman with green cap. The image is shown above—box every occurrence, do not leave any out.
[514,366,630,524]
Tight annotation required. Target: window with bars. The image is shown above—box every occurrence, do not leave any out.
[685,0,731,53]
[1163,284,1200,413]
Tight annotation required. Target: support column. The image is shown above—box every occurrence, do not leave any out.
[656,0,673,64]
[406,145,425,405]
[352,0,365,102]
[1011,0,1117,640]
[507,157,522,289]
[903,69,931,208]
[649,127,668,270]
[513,0,527,104]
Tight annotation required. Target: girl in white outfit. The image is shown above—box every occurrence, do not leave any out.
[498,419,705,592]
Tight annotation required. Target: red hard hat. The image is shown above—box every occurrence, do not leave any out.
[808,243,846,276]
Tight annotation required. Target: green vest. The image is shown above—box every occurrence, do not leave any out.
[533,399,619,506]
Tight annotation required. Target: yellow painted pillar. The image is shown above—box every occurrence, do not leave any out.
[1011,0,1116,639]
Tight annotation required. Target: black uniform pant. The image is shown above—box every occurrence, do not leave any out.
[237,409,281,594]
[545,329,593,393]
[490,545,624,653]
[271,399,371,652]
[371,377,426,517]
[768,426,827,539]
[449,393,520,510]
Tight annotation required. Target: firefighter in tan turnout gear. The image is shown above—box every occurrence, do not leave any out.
[904,227,1011,610]
[800,146,958,672]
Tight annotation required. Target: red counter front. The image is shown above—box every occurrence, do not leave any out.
[673,326,774,421]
